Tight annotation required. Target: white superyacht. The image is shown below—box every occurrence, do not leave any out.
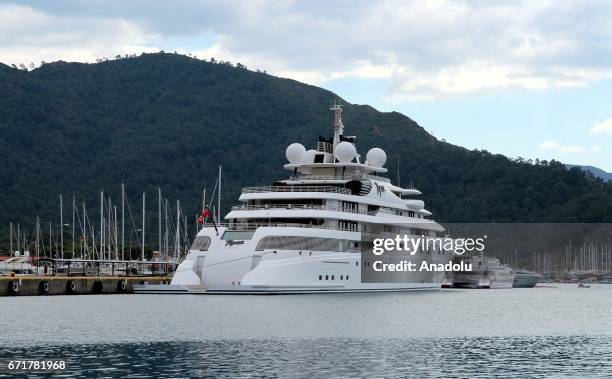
[137,104,452,294]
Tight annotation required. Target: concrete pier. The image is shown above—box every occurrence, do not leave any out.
[0,276,172,296]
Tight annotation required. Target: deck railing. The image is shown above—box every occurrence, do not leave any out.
[241,186,352,195]
[291,173,392,183]
[231,203,378,216]
[213,222,363,233]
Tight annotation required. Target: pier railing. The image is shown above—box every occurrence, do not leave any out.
[0,258,179,277]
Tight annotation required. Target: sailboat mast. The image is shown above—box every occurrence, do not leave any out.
[158,188,162,253]
[9,222,13,256]
[60,194,64,259]
[82,202,86,259]
[218,165,222,223]
[142,192,146,261]
[121,183,125,261]
[72,195,75,256]
[36,216,40,260]
[176,200,180,261]
[100,191,104,260]
[164,198,168,255]
[114,205,118,260]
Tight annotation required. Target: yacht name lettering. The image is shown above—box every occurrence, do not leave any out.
[225,240,245,246]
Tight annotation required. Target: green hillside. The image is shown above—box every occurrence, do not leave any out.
[1,53,611,253]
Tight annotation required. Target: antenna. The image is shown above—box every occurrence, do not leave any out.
[396,152,401,186]
[329,100,344,151]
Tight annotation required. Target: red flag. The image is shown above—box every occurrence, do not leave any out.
[203,209,210,218]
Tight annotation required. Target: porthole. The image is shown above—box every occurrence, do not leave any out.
[346,275,349,280]
[356,261,359,266]
[340,275,344,280]
[325,275,329,280]
[319,275,322,280]
[331,275,335,280]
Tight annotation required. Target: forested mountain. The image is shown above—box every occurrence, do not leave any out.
[566,165,612,182]
[1,53,611,251]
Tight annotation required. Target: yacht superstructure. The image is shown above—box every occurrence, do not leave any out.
[144,104,453,294]
[453,255,516,289]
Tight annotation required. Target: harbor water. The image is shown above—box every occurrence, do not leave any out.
[2,284,612,377]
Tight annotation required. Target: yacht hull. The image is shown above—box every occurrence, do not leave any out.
[134,283,441,294]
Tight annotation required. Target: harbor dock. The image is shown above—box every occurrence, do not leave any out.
[1,275,172,296]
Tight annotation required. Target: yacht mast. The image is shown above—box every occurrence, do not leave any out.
[330,102,343,151]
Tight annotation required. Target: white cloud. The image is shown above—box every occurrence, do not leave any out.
[2,1,612,100]
[559,145,586,153]
[540,140,559,150]
[539,140,599,154]
[0,4,158,66]
[590,118,612,135]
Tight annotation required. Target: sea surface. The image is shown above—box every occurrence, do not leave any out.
[1,284,612,378]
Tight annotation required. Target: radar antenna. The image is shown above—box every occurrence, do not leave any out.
[329,100,344,151]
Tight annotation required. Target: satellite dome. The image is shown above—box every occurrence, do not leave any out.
[335,142,357,163]
[286,143,306,164]
[366,148,387,167]
[303,149,316,164]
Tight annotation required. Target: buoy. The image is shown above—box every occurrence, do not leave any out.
[39,281,50,295]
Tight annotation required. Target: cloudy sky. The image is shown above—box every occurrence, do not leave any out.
[1,0,611,170]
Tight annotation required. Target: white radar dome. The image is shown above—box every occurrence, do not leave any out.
[366,148,387,167]
[286,143,306,164]
[303,149,316,164]
[335,142,356,163]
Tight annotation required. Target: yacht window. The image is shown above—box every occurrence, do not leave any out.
[331,275,335,280]
[190,236,211,251]
[325,275,329,280]
[256,236,351,252]
[319,275,322,280]
[340,275,343,280]
[222,231,255,240]
[346,275,349,280]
